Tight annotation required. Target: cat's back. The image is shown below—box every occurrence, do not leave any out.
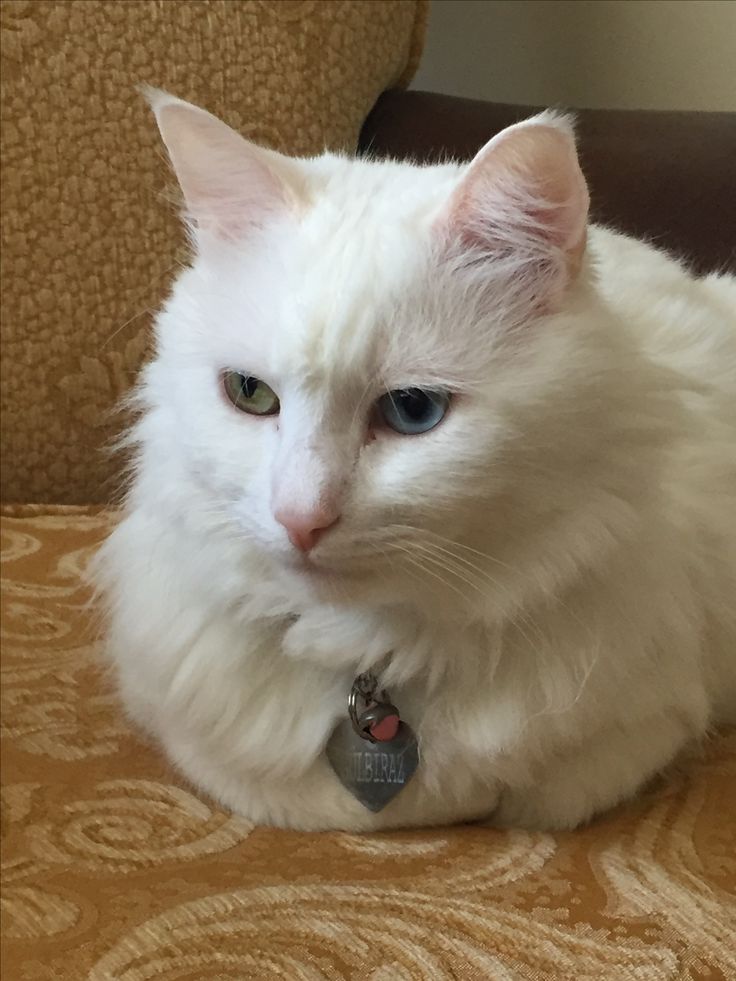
[590,229,736,711]
[589,226,736,403]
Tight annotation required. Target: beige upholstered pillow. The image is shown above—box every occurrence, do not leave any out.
[0,0,427,503]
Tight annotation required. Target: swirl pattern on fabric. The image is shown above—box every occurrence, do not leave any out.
[1,507,734,980]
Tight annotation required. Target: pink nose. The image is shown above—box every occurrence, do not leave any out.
[274,507,340,553]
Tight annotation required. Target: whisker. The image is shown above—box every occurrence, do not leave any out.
[389,524,594,646]
[411,539,546,650]
[383,542,470,603]
[408,542,545,655]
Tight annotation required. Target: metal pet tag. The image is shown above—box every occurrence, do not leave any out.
[326,672,419,813]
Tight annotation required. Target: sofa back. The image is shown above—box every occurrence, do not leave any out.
[0,0,427,503]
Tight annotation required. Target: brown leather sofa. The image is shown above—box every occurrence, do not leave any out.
[361,90,736,275]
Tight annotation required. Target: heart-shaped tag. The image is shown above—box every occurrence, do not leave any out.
[326,718,419,813]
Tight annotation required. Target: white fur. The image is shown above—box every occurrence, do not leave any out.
[95,94,736,831]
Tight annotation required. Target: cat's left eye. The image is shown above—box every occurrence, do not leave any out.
[378,388,450,435]
[223,371,280,416]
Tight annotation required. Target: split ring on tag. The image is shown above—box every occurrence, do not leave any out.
[348,673,400,742]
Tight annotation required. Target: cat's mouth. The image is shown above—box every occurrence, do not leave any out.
[295,556,331,576]
[294,556,353,578]
[284,549,367,584]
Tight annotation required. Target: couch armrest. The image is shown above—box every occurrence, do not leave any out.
[359,91,736,274]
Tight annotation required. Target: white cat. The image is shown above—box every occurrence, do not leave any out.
[95,90,736,831]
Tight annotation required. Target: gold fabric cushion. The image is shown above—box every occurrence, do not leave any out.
[0,0,427,504]
[2,508,735,979]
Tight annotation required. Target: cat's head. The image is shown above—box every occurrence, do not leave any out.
[139,91,639,615]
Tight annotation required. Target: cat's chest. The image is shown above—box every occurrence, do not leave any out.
[276,612,521,754]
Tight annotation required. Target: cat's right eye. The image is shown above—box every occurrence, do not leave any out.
[223,371,280,416]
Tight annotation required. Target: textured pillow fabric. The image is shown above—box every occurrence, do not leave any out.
[0,0,428,503]
[2,507,735,978]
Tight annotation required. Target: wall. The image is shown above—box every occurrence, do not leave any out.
[412,0,736,111]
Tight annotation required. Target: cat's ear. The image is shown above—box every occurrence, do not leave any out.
[143,88,297,243]
[440,112,589,311]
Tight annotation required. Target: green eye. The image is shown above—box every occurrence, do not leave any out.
[223,371,280,416]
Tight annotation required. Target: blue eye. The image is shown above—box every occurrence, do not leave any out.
[378,388,450,435]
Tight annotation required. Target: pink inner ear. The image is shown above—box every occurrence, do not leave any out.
[152,96,290,242]
[442,119,590,302]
